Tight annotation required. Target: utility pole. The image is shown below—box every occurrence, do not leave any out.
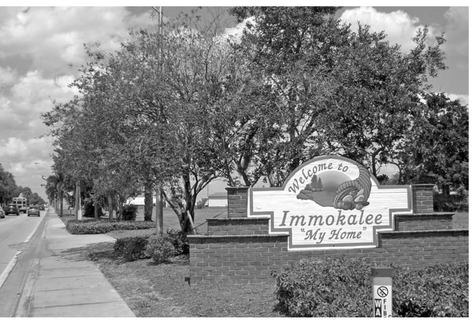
[75,180,82,220]
[152,5,164,236]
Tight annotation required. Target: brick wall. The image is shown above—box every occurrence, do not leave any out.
[189,229,468,284]
[412,184,435,213]
[207,217,269,235]
[188,185,469,285]
[394,213,453,231]
[226,187,248,218]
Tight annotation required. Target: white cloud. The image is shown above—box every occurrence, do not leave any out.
[0,66,18,87]
[0,70,78,143]
[447,93,469,107]
[224,17,254,40]
[0,137,28,157]
[0,7,154,78]
[339,6,438,53]
[0,6,156,198]
[443,7,468,64]
[0,136,52,160]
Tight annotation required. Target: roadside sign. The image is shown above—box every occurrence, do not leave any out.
[372,268,392,317]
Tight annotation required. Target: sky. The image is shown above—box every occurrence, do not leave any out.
[0,2,470,200]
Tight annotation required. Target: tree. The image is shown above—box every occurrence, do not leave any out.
[0,164,17,205]
[41,8,238,231]
[392,92,468,193]
[227,7,447,185]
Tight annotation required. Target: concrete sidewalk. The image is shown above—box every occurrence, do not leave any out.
[16,209,135,317]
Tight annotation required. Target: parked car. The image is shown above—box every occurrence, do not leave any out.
[4,204,19,216]
[0,206,5,219]
[27,205,40,217]
[39,204,45,211]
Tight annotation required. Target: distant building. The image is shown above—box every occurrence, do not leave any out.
[207,192,228,207]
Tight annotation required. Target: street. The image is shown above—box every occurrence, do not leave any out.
[0,208,46,316]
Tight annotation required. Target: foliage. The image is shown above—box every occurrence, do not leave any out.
[66,219,155,234]
[145,235,177,264]
[41,8,237,233]
[121,204,138,221]
[114,236,150,261]
[273,257,468,317]
[396,93,469,191]
[42,6,465,237]
[164,229,189,255]
[273,256,373,317]
[0,163,17,205]
[433,192,469,212]
[1,164,46,206]
[228,7,449,185]
[392,262,468,317]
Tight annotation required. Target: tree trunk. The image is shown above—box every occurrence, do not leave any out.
[94,201,99,219]
[155,184,163,236]
[59,186,63,218]
[144,182,153,221]
[108,193,113,219]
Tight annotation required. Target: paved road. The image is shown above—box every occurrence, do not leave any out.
[0,208,134,317]
[0,209,45,316]
[0,210,44,282]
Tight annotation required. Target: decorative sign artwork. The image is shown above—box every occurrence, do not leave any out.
[249,155,412,250]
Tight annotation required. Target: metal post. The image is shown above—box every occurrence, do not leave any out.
[75,180,82,220]
[372,267,393,317]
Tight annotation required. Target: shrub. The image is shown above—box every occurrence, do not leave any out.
[114,236,150,261]
[146,235,177,264]
[273,256,373,317]
[165,229,189,255]
[392,261,468,317]
[273,257,469,317]
[66,219,155,234]
[66,220,116,234]
[121,204,137,221]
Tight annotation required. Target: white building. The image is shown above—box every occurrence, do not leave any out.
[207,192,228,207]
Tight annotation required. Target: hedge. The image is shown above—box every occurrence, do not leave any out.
[66,219,155,234]
[273,256,468,317]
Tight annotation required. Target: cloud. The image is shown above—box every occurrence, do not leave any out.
[0,7,155,78]
[447,93,469,107]
[0,7,156,198]
[0,136,54,195]
[0,66,17,88]
[339,6,438,53]
[443,7,468,68]
[0,136,53,161]
[1,70,78,141]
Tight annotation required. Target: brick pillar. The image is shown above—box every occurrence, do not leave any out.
[226,187,249,218]
[412,184,434,213]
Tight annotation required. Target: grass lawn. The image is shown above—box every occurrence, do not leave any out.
[59,207,282,317]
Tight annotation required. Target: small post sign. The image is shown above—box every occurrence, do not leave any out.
[372,267,393,317]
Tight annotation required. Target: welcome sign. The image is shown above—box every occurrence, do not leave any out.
[249,156,412,250]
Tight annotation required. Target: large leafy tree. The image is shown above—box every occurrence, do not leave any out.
[42,8,239,231]
[392,92,468,193]
[227,7,447,185]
